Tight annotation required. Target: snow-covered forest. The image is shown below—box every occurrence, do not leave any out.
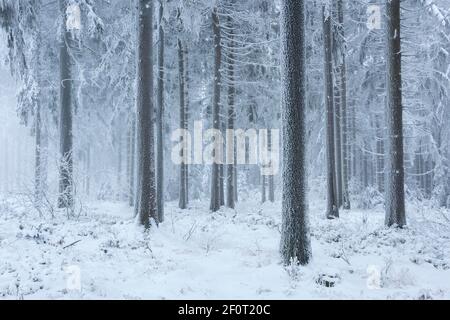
[0,0,449,300]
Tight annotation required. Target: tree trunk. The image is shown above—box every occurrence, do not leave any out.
[184,44,190,206]
[376,115,385,193]
[323,5,339,219]
[85,145,90,196]
[337,0,350,209]
[362,149,368,188]
[268,129,275,202]
[34,20,44,209]
[128,116,136,207]
[156,1,165,222]
[226,10,236,209]
[280,0,312,266]
[261,175,266,203]
[333,69,343,208]
[117,129,123,200]
[210,7,222,212]
[136,0,156,228]
[219,145,225,206]
[58,0,74,210]
[130,117,136,207]
[34,99,42,207]
[178,39,187,210]
[385,0,406,227]
[126,121,131,199]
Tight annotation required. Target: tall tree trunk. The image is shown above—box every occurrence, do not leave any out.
[280,0,312,266]
[34,99,42,207]
[376,115,385,193]
[184,44,190,206]
[129,116,136,207]
[41,116,49,198]
[210,7,222,212]
[85,145,90,196]
[178,39,187,210]
[351,95,357,179]
[268,129,275,202]
[156,1,165,222]
[219,139,225,206]
[126,121,131,200]
[331,1,342,208]
[58,0,74,209]
[34,18,44,209]
[226,9,236,209]
[333,68,343,208]
[385,0,406,227]
[323,5,339,219]
[261,175,266,203]
[117,129,123,200]
[362,149,368,188]
[337,0,350,209]
[136,0,156,228]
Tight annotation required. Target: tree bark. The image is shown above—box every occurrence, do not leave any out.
[156,1,165,222]
[268,129,275,202]
[334,69,343,208]
[58,0,74,209]
[210,7,222,212]
[337,0,350,209]
[280,0,312,266]
[226,10,236,209]
[323,5,339,219]
[261,175,266,203]
[385,0,406,227]
[184,44,190,206]
[117,127,123,200]
[136,0,156,228]
[34,98,42,207]
[178,39,187,210]
[128,116,136,207]
[376,115,385,193]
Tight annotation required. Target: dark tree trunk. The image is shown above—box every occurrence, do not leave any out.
[323,5,339,219]
[226,10,236,209]
[337,0,350,209]
[156,1,165,222]
[58,0,74,209]
[261,175,266,203]
[385,0,406,227]
[333,70,343,208]
[136,0,156,228]
[268,129,275,202]
[184,44,190,206]
[178,39,187,210]
[331,1,342,208]
[210,7,222,212]
[280,0,312,266]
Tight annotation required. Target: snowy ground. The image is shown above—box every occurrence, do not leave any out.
[1,192,450,300]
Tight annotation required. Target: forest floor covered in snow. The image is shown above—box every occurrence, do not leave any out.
[1,191,450,300]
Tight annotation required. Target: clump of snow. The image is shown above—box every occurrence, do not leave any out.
[1,193,450,299]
